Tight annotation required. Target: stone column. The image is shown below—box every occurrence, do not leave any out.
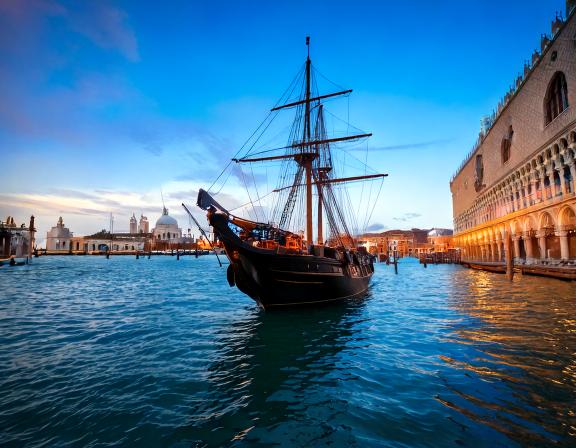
[527,176,535,205]
[558,167,567,195]
[491,241,498,262]
[521,180,528,208]
[536,230,547,261]
[546,166,555,199]
[496,238,503,262]
[523,231,534,263]
[512,236,521,261]
[557,230,569,260]
[535,172,543,203]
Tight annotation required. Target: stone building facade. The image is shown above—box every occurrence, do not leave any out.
[46,217,73,252]
[360,229,431,257]
[450,3,576,264]
[138,214,149,233]
[0,216,35,260]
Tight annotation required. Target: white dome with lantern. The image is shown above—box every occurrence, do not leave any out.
[152,207,182,241]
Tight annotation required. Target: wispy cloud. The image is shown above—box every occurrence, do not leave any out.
[68,2,139,61]
[393,212,422,222]
[365,222,388,232]
[0,182,251,242]
[0,0,146,149]
[352,139,452,152]
[0,0,138,61]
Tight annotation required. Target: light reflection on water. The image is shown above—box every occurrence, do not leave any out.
[0,256,575,447]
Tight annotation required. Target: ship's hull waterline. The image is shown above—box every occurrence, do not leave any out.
[209,213,373,308]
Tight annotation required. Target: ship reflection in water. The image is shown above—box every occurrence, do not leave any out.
[174,302,367,446]
[0,256,575,447]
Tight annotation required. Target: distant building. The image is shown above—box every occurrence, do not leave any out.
[427,228,454,253]
[129,213,137,234]
[359,228,455,256]
[450,3,576,263]
[81,230,148,253]
[360,229,435,257]
[42,208,197,254]
[138,214,149,234]
[0,216,35,261]
[46,217,73,252]
[152,207,182,241]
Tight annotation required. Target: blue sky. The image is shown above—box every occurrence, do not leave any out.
[0,0,566,242]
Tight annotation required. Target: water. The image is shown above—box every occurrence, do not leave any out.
[1,256,575,447]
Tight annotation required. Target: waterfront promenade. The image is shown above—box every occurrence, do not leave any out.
[1,256,575,447]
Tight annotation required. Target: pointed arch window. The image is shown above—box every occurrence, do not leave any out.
[545,72,569,125]
[501,125,513,164]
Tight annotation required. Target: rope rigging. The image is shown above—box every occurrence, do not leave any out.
[205,54,387,245]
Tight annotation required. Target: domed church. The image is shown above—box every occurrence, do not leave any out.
[152,207,182,241]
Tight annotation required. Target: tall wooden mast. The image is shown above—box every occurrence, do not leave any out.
[304,36,313,245]
[317,177,323,244]
[230,37,384,245]
[316,104,325,245]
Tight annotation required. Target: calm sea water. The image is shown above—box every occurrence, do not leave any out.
[1,256,576,447]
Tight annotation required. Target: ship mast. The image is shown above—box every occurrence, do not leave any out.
[230,38,385,247]
[304,36,313,245]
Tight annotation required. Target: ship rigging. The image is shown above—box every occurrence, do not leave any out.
[194,37,387,308]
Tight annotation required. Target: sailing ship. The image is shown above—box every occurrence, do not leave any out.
[195,38,386,308]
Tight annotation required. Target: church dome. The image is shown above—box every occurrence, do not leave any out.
[155,207,178,226]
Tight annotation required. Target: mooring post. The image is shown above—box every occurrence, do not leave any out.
[148,252,151,259]
[136,251,139,259]
[394,250,398,275]
[505,230,514,280]
[177,251,180,261]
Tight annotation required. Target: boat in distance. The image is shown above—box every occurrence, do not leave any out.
[194,38,387,309]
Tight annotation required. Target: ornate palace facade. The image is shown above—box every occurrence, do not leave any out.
[450,3,576,264]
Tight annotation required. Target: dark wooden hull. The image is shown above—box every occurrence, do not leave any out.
[209,214,372,308]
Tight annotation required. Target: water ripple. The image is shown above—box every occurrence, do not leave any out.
[1,256,575,447]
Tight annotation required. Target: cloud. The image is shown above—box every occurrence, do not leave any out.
[365,222,387,232]
[0,0,145,148]
[0,0,139,61]
[68,2,139,61]
[392,212,422,222]
[353,139,452,152]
